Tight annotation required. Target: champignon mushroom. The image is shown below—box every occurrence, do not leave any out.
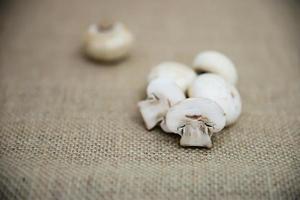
[165,98,226,148]
[138,78,185,130]
[83,22,134,61]
[188,73,242,126]
[148,62,197,91]
[193,51,238,85]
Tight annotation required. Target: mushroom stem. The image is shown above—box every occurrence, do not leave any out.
[179,121,212,148]
[138,96,169,130]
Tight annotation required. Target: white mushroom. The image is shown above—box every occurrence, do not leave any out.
[83,22,134,61]
[148,62,197,91]
[138,78,185,130]
[165,98,226,148]
[188,73,242,126]
[193,51,238,85]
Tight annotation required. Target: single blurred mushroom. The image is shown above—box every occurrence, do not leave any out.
[83,22,134,61]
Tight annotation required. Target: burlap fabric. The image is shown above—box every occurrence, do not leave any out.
[0,0,299,199]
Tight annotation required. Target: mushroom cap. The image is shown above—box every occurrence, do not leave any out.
[193,51,238,85]
[147,78,185,105]
[83,22,134,61]
[165,98,226,134]
[188,73,242,126]
[148,62,196,91]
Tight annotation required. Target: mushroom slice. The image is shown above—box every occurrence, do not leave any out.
[148,62,197,91]
[83,22,134,61]
[188,73,242,126]
[193,51,238,85]
[138,78,185,130]
[165,98,225,148]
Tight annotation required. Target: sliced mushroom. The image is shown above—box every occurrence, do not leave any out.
[83,22,134,61]
[148,62,197,91]
[138,78,185,130]
[193,51,238,85]
[165,98,226,148]
[188,73,242,126]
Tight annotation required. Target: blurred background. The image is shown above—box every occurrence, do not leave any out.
[0,0,299,199]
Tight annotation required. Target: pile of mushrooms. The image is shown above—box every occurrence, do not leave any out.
[138,51,242,148]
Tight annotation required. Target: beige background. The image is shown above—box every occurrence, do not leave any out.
[0,0,299,199]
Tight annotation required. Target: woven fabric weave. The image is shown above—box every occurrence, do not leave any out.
[0,0,300,199]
